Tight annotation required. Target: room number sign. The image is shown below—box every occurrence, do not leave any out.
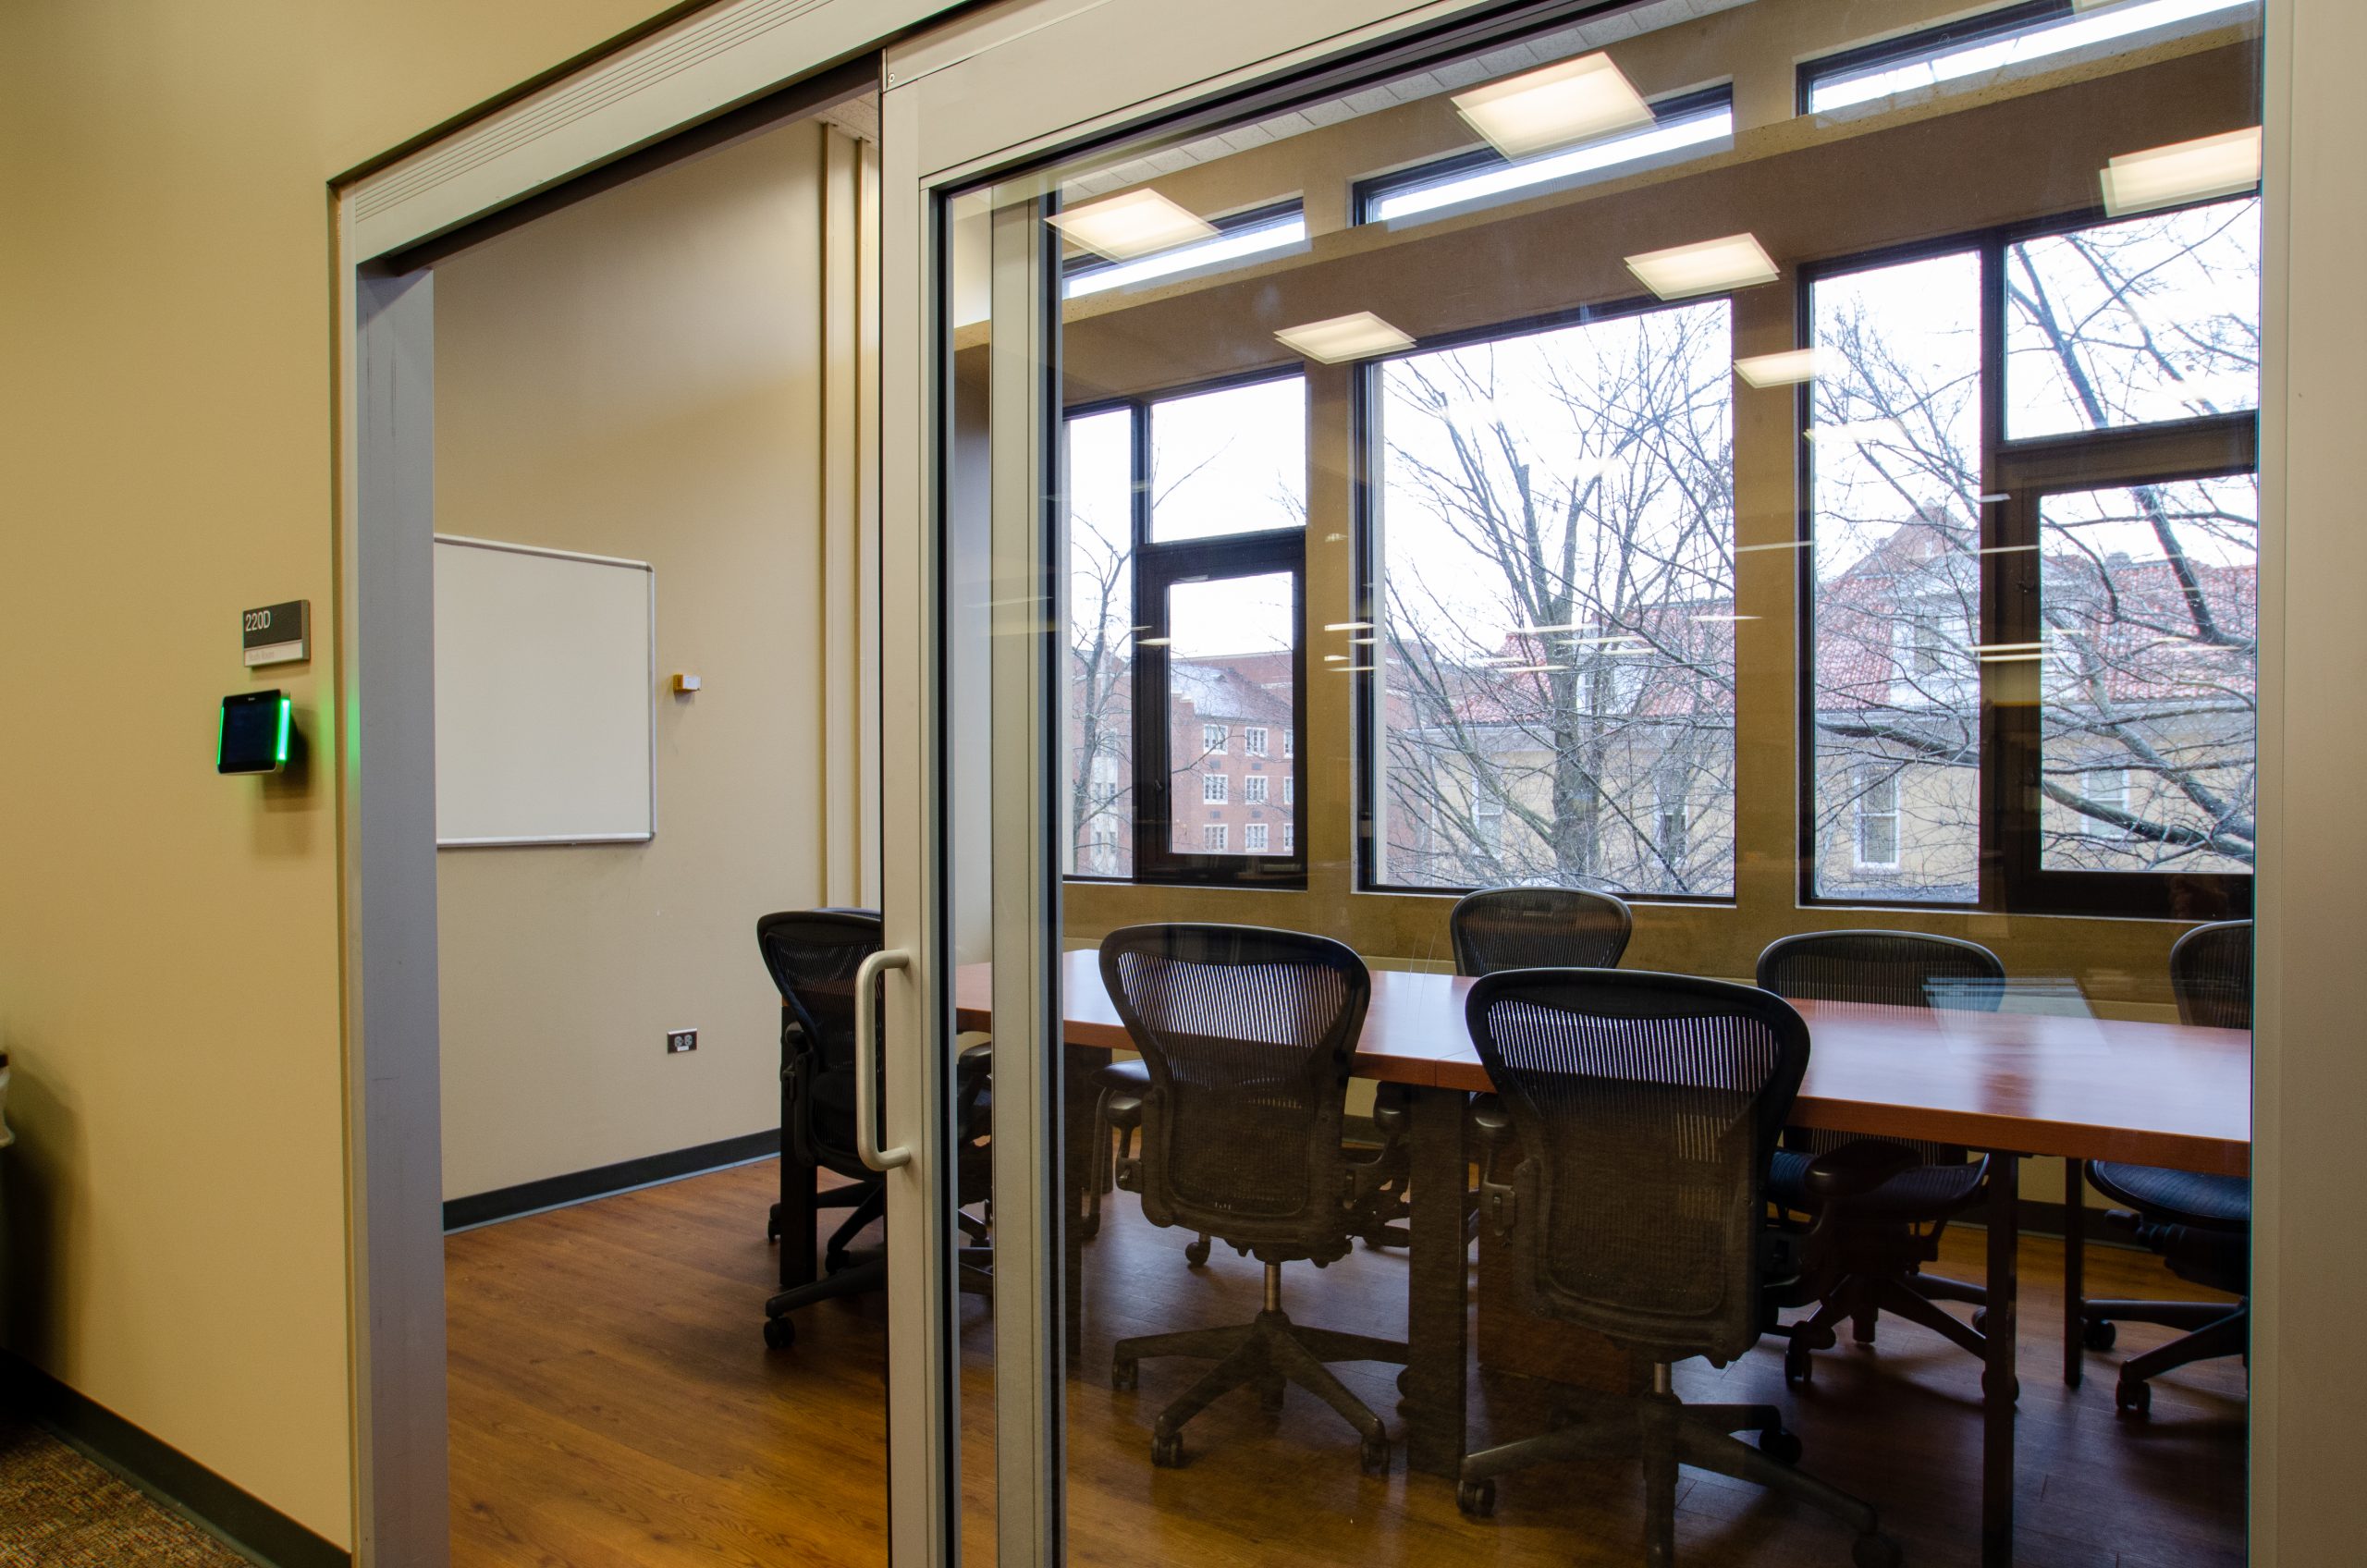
[241,599,311,667]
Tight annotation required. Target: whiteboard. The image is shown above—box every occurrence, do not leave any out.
[434,535,655,847]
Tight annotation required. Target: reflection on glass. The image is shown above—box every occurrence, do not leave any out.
[1365,97,1732,225]
[2038,476,2257,872]
[1810,251,1984,902]
[1148,378,1307,540]
[1373,301,1735,895]
[1806,0,2258,114]
[1167,572,1294,858]
[1068,408,1135,877]
[2005,198,2262,437]
[1065,205,1307,299]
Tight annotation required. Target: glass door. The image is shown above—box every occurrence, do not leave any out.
[882,1,2264,1564]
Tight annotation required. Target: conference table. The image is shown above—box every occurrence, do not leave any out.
[772,954,2248,1564]
[952,950,2251,1568]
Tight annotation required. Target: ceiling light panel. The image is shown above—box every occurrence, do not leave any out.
[1275,312,1416,364]
[1047,190,1217,261]
[1453,54,1655,161]
[1625,233,1780,300]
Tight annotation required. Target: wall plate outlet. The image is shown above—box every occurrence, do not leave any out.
[666,1029,698,1054]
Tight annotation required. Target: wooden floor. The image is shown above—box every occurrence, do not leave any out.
[447,1161,2245,1568]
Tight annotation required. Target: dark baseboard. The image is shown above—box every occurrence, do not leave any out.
[0,1351,348,1568]
[443,1128,780,1232]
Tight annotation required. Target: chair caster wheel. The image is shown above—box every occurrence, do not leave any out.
[1257,1375,1286,1413]
[1456,1478,1496,1518]
[1853,1531,1903,1568]
[1784,1346,1813,1388]
[2116,1377,2152,1416]
[2084,1318,2117,1352]
[1111,1357,1137,1391]
[1759,1427,1802,1466]
[1151,1431,1184,1468]
[1079,1217,1101,1243]
[1359,1435,1390,1476]
[825,1249,851,1276]
[1970,1308,1987,1334]
[1184,1237,1211,1268]
[763,1317,796,1350]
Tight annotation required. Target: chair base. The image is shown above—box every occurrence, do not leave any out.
[1459,1384,1895,1567]
[2083,1299,2248,1415]
[1778,1268,1991,1386]
[1112,1305,1407,1474]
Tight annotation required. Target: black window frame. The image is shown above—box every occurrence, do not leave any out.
[1352,83,1735,226]
[1796,199,2261,921]
[1352,291,1746,903]
[1063,365,1311,889]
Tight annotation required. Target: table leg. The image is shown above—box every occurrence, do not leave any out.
[2062,1157,2086,1389]
[1062,1044,1109,1367]
[779,1153,817,1291]
[1404,1084,1469,1478]
[1982,1152,2020,1568]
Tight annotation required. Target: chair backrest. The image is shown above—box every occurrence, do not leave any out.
[1467,969,1808,1366]
[1450,886,1635,975]
[755,909,882,1170]
[1099,924,1370,1257]
[1755,929,2005,1012]
[2169,919,2252,1031]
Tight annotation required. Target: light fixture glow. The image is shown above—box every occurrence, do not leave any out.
[2100,127,2263,217]
[1372,105,1732,224]
[1735,349,1832,388]
[276,697,293,765]
[1275,312,1415,364]
[1453,54,1654,161]
[1625,233,1779,300]
[1809,0,2258,114]
[1325,620,1374,631]
[1735,539,1812,554]
[1135,636,1171,647]
[1047,190,1217,262]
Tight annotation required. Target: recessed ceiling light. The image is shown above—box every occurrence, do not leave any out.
[1625,233,1780,300]
[1275,312,1415,364]
[1453,54,1655,161]
[1047,190,1217,262]
[1735,349,1832,388]
[2100,127,2263,217]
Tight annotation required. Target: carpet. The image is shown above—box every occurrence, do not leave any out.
[0,1416,248,1566]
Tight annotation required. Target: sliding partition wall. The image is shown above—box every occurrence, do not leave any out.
[884,0,2274,1563]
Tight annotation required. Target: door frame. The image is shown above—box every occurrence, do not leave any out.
[331,5,958,1562]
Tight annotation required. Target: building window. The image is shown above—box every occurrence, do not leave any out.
[1244,775,1269,804]
[1203,824,1229,851]
[1065,372,1308,885]
[1855,768,1902,870]
[1245,823,1269,851]
[1806,195,2258,916]
[1283,777,1294,806]
[1356,86,1735,226]
[1800,0,2259,116]
[1367,298,1736,896]
[1282,823,1294,852]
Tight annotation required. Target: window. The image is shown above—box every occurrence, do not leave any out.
[1282,823,1294,853]
[1064,373,1310,885]
[1367,299,1737,896]
[1203,824,1229,851]
[1283,777,1294,806]
[1357,87,1734,226]
[1063,201,1306,300]
[1801,0,2258,116]
[1855,767,1902,869]
[1244,775,1269,804]
[1807,197,2258,916]
[1244,823,1269,851]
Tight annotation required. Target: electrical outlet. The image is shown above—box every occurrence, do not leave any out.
[666,1029,698,1054]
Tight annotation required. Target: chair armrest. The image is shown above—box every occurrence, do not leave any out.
[1470,1095,1519,1234]
[1801,1139,1920,1204]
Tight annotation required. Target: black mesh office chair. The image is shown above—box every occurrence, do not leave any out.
[1451,885,1635,974]
[1756,929,2005,1386]
[1455,969,1900,1568]
[2078,919,2252,1415]
[1081,1058,1211,1266]
[1101,925,1409,1474]
[755,910,990,1350]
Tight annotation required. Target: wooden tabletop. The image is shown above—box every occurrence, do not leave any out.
[954,952,2251,1176]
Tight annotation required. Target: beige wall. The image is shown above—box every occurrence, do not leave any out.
[0,0,680,1545]
[433,120,869,1201]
